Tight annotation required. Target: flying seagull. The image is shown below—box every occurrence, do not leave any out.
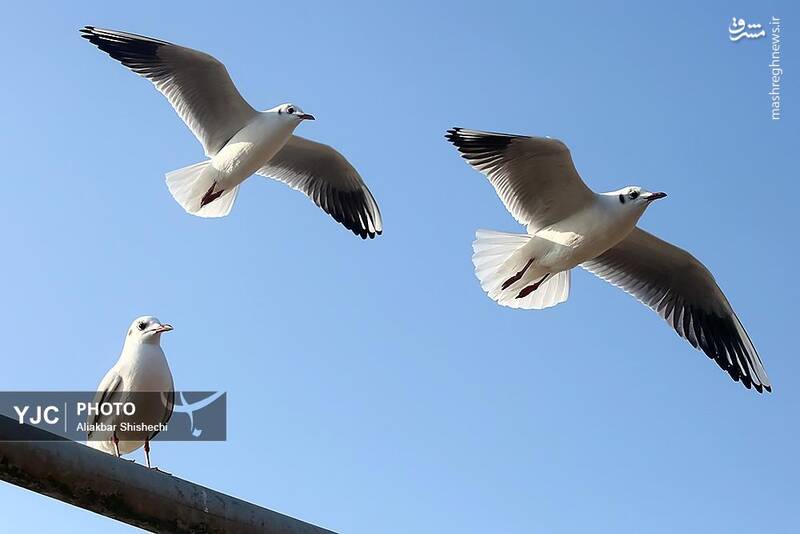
[87,316,175,468]
[80,26,382,239]
[445,128,770,392]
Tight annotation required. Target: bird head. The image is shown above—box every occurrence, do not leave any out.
[126,316,173,345]
[613,186,667,210]
[273,103,315,122]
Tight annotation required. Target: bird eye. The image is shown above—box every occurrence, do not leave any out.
[287,106,295,114]
[137,321,147,331]
[629,190,639,199]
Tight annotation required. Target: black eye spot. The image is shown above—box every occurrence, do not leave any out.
[618,194,625,204]
[137,321,147,331]
[630,190,639,200]
[287,107,295,114]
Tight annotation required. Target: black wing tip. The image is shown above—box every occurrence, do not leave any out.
[669,306,770,394]
[445,127,527,141]
[79,25,112,40]
[444,127,523,158]
[79,25,97,41]
[317,188,382,240]
[355,228,382,239]
[444,127,462,140]
[738,374,772,394]
[702,345,771,394]
[736,376,771,394]
[348,224,381,239]
[753,383,772,394]
[79,26,166,52]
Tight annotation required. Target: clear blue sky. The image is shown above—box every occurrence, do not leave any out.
[0,1,796,532]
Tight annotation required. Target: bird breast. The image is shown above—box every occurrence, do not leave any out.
[123,344,173,393]
[210,114,296,185]
[534,203,639,270]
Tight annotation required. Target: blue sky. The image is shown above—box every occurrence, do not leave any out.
[0,1,796,532]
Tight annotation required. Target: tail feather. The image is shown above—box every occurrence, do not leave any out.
[472,229,570,310]
[165,160,239,218]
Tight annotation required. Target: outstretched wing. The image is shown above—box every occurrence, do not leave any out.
[582,228,771,392]
[257,135,383,239]
[80,26,257,156]
[445,128,595,233]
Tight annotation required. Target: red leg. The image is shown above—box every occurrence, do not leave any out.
[502,258,535,290]
[516,273,551,299]
[112,432,121,458]
[144,439,152,469]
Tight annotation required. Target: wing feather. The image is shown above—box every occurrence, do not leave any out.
[582,228,771,392]
[81,26,257,156]
[256,135,383,239]
[445,128,595,232]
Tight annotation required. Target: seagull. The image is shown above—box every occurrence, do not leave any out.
[87,316,175,467]
[80,26,383,239]
[445,128,771,392]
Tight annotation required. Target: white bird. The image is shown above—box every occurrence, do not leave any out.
[87,316,175,467]
[446,128,771,392]
[80,26,383,239]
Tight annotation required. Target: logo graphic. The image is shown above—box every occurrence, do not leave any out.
[0,391,227,442]
[729,17,766,41]
[172,391,226,437]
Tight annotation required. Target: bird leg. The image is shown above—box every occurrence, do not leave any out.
[200,182,225,208]
[516,273,551,299]
[502,258,534,290]
[143,439,169,473]
[112,431,121,458]
[144,438,152,469]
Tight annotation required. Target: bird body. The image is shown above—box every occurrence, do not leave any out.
[511,191,645,278]
[166,108,303,217]
[88,317,174,463]
[446,127,771,392]
[474,187,661,306]
[210,110,298,186]
[81,26,383,238]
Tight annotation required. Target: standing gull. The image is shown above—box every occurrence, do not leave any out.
[87,316,175,468]
[80,26,382,239]
[445,128,770,392]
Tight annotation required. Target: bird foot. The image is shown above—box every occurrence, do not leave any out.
[502,258,534,290]
[516,274,550,299]
[200,182,225,208]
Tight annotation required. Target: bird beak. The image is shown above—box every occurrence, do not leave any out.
[298,113,315,121]
[645,192,667,202]
[153,323,173,334]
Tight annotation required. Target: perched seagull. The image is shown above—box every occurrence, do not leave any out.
[445,128,770,392]
[80,26,382,239]
[87,316,175,467]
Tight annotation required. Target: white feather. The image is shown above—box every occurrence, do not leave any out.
[165,160,239,218]
[472,229,572,310]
